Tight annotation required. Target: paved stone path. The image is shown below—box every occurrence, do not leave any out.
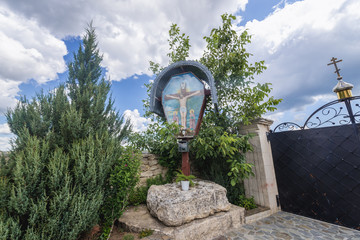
[217,211,360,240]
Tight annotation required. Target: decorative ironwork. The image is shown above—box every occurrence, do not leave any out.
[269,125,360,230]
[351,101,360,123]
[272,122,302,132]
[304,99,349,129]
[272,96,360,132]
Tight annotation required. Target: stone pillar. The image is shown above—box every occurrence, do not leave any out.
[239,118,280,213]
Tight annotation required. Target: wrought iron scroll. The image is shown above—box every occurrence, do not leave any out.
[350,100,360,123]
[272,96,360,132]
[272,122,302,132]
[304,99,348,128]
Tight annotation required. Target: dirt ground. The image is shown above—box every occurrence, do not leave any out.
[108,225,142,240]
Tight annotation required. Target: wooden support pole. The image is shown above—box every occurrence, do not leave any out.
[182,151,190,176]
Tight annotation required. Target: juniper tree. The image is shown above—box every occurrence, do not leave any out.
[0,25,134,240]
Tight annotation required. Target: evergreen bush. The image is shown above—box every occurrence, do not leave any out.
[0,25,136,240]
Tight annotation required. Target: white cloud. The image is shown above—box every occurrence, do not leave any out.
[0,136,11,151]
[244,0,360,115]
[2,0,247,81]
[0,5,67,113]
[264,111,284,124]
[0,123,11,134]
[0,123,13,151]
[124,109,152,132]
[0,80,19,113]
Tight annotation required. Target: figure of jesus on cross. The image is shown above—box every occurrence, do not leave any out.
[164,81,203,129]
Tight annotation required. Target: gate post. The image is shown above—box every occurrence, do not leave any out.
[239,118,280,214]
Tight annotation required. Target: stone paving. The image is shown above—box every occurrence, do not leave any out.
[217,211,360,240]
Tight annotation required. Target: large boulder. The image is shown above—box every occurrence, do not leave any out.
[147,180,231,226]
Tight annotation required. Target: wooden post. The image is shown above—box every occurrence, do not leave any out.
[182,151,190,176]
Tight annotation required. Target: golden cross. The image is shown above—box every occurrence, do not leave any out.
[327,57,343,79]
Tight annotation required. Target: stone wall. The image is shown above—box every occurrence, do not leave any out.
[139,153,167,186]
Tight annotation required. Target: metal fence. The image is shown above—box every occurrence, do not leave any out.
[269,97,360,230]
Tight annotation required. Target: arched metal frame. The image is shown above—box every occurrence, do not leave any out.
[272,96,360,133]
[150,60,218,118]
[272,122,302,133]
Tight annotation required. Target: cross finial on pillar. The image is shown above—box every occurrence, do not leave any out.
[327,57,343,80]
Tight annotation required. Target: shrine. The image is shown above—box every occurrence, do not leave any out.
[150,60,218,175]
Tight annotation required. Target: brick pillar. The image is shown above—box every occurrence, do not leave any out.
[239,118,280,213]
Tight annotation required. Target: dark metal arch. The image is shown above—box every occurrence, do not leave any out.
[150,60,218,117]
[303,96,360,129]
[272,96,360,132]
[272,122,302,132]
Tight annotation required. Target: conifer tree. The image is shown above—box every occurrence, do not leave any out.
[0,25,134,240]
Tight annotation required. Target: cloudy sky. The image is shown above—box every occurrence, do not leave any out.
[0,0,359,150]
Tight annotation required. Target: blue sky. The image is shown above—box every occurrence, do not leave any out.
[0,0,359,150]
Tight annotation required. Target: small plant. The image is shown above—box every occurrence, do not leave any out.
[146,174,167,186]
[139,229,154,238]
[237,195,257,210]
[128,186,148,206]
[175,170,195,187]
[128,175,168,205]
[123,234,135,240]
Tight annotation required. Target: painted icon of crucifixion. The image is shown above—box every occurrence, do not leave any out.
[162,72,205,133]
[164,81,203,128]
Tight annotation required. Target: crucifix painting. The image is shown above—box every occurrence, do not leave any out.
[162,72,205,133]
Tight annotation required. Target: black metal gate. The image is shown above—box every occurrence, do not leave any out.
[269,97,360,230]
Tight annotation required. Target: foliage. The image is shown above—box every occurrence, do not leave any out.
[136,13,282,205]
[0,25,135,240]
[139,229,154,239]
[123,234,135,240]
[100,147,141,226]
[188,121,252,203]
[174,170,195,187]
[128,174,168,206]
[198,159,245,204]
[99,225,111,240]
[128,186,148,206]
[191,124,254,187]
[237,195,257,210]
[130,122,181,180]
[200,14,281,125]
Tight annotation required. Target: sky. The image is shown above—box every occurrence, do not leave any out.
[0,0,360,151]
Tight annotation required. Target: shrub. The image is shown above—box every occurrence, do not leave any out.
[128,186,148,206]
[139,229,154,238]
[0,25,133,240]
[123,234,135,240]
[128,175,167,206]
[100,147,141,225]
[237,195,257,210]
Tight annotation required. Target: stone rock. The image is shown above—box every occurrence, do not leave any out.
[147,180,231,226]
[141,165,150,171]
[138,178,148,187]
[118,204,245,240]
[149,165,159,171]
[152,169,163,176]
[148,160,158,166]
[141,171,154,178]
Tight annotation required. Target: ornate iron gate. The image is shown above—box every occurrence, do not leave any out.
[269,97,360,230]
